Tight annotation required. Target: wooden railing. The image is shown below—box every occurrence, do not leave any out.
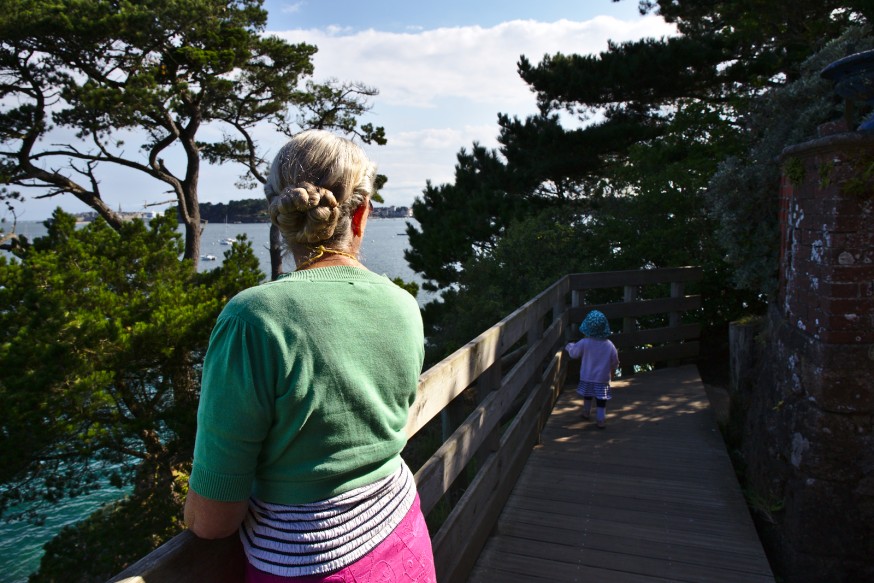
[109,266,701,583]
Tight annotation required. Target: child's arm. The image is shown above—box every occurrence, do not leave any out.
[610,342,619,381]
[565,340,584,359]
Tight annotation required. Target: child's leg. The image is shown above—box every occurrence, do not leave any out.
[581,396,593,419]
[595,398,607,426]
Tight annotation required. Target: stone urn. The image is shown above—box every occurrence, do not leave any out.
[821,48,874,132]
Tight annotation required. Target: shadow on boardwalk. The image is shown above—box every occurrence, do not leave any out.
[468,365,775,583]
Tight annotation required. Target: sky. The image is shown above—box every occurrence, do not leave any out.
[9,1,676,221]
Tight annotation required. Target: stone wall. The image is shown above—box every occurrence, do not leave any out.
[741,130,874,582]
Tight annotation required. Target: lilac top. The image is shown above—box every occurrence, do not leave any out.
[565,337,619,384]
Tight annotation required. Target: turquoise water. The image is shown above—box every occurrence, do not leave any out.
[1,485,128,583]
[0,218,431,581]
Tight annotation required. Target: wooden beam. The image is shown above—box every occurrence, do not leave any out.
[568,266,702,289]
[414,318,566,514]
[569,294,702,321]
[107,531,245,583]
[432,350,566,583]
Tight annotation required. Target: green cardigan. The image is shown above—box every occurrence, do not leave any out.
[190,266,424,504]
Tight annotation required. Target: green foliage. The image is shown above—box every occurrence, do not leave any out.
[0,209,262,524]
[405,145,527,291]
[707,24,873,296]
[390,277,419,299]
[422,209,606,360]
[408,1,871,350]
[597,100,764,325]
[197,197,270,223]
[639,0,872,81]
[841,158,874,199]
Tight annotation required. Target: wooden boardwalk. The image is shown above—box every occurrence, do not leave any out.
[467,365,775,583]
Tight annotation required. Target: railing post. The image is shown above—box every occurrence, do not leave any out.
[670,281,684,328]
[552,294,565,325]
[441,398,466,444]
[623,284,639,332]
[527,314,542,347]
[570,289,584,341]
[475,361,502,462]
[621,284,639,376]
[667,281,686,367]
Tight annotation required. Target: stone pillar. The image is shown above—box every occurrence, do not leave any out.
[745,128,874,582]
[779,133,874,347]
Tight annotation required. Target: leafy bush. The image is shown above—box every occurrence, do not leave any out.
[707,24,873,296]
[0,208,262,578]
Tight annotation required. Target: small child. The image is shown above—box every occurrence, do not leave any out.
[565,310,620,429]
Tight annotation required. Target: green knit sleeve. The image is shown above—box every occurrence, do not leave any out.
[190,311,275,502]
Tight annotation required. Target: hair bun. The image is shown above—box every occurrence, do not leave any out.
[270,182,342,244]
[282,184,316,210]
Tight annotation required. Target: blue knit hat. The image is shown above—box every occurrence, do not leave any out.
[579,310,611,339]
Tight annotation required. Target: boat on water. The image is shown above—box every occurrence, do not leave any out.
[201,254,217,261]
[220,237,235,245]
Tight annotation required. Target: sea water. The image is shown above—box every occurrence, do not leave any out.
[0,218,435,581]
[3,218,431,305]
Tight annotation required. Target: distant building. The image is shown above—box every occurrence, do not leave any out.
[74,211,100,223]
[370,206,412,218]
[74,210,159,223]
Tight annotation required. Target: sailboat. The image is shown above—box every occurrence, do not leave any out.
[220,211,235,245]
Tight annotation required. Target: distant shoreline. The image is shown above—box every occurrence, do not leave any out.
[68,203,413,224]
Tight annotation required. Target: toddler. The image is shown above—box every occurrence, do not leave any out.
[565,310,620,429]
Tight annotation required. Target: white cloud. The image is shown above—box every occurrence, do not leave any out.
[388,125,499,150]
[264,15,677,207]
[273,16,675,110]
[363,124,500,201]
[281,2,305,15]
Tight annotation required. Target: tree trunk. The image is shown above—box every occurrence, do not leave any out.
[270,223,284,280]
[178,179,202,262]
[183,216,201,263]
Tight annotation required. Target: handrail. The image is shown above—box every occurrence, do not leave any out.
[109,267,702,583]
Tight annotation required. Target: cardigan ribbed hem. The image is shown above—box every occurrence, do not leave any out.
[190,465,255,502]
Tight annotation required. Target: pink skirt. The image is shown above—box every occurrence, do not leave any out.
[245,494,436,583]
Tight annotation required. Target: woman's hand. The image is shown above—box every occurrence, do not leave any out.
[184,489,249,539]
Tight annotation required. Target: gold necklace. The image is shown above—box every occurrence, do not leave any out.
[295,245,359,271]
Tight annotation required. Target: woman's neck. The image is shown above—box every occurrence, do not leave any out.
[294,245,364,271]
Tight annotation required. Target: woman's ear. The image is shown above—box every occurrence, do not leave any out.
[352,202,367,237]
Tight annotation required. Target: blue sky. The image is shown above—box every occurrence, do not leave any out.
[10,1,674,221]
[263,0,644,31]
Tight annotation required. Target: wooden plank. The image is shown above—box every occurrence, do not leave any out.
[468,366,775,583]
[569,294,702,322]
[568,266,702,289]
[108,531,245,583]
[472,534,775,583]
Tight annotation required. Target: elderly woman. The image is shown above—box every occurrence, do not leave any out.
[184,130,435,582]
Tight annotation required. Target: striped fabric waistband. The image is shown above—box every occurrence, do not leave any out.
[241,463,417,577]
